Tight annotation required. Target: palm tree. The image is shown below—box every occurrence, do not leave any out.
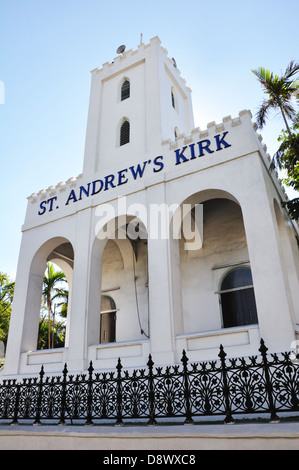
[42,263,68,349]
[252,61,299,140]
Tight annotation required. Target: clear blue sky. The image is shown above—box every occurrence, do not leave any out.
[1,0,298,279]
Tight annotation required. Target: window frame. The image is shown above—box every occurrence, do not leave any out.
[120,119,130,146]
[121,79,130,101]
[218,266,258,329]
[100,295,117,344]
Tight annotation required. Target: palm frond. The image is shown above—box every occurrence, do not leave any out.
[281,102,298,122]
[255,100,270,128]
[283,61,299,80]
[252,67,274,85]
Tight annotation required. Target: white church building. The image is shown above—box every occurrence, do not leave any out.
[3,36,299,377]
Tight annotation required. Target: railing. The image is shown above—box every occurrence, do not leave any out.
[0,339,298,425]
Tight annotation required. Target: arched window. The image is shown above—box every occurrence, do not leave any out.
[120,119,130,146]
[100,295,117,344]
[121,80,130,101]
[220,267,258,328]
[171,89,175,109]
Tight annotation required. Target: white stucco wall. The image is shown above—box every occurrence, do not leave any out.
[2,37,299,378]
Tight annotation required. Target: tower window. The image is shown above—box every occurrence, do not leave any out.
[171,89,175,109]
[120,119,130,146]
[121,80,130,101]
[219,267,258,328]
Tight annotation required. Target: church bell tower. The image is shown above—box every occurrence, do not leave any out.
[83,36,195,177]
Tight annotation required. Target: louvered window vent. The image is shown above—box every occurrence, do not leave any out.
[121,80,130,101]
[120,120,130,146]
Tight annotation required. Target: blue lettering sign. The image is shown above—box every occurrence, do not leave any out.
[174,131,231,164]
[175,146,189,165]
[37,133,231,216]
[117,169,129,186]
[38,197,58,215]
[198,139,214,157]
[129,161,148,179]
[153,156,164,172]
[65,189,77,205]
[215,131,231,151]
[91,179,103,195]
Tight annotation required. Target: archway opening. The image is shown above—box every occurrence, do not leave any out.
[37,261,69,350]
[90,215,149,347]
[21,238,74,353]
[171,190,256,335]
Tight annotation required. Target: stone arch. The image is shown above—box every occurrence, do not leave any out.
[21,237,74,352]
[169,188,252,336]
[87,213,149,347]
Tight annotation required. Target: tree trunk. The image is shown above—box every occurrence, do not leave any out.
[47,296,51,349]
[280,105,293,138]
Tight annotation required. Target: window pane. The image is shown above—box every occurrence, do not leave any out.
[120,120,130,146]
[100,295,116,343]
[221,267,253,291]
[221,288,258,328]
[100,312,116,343]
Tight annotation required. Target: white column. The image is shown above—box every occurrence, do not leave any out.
[146,183,175,365]
[66,208,92,372]
[241,191,296,352]
[3,234,41,375]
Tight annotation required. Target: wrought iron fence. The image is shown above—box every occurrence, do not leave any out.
[0,339,298,425]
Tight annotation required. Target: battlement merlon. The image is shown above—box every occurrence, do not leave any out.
[90,36,191,92]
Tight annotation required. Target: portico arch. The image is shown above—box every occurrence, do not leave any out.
[20,237,74,353]
[87,214,149,349]
[170,188,255,337]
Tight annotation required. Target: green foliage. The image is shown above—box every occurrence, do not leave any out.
[37,313,66,350]
[272,123,299,220]
[38,262,69,350]
[0,272,14,366]
[252,62,299,220]
[282,197,299,220]
[252,61,299,134]
[0,273,14,351]
[274,124,299,185]
[0,263,69,364]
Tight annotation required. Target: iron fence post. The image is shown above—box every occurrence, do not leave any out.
[259,339,279,422]
[147,354,157,425]
[11,382,20,425]
[115,358,123,426]
[218,344,235,424]
[33,365,44,425]
[181,350,194,424]
[85,361,94,425]
[58,363,68,425]
[284,351,299,411]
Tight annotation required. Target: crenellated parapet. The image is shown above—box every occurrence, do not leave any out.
[27,174,83,204]
[162,109,253,149]
[90,36,191,92]
[161,108,289,202]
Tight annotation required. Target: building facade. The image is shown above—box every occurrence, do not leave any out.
[3,36,299,377]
